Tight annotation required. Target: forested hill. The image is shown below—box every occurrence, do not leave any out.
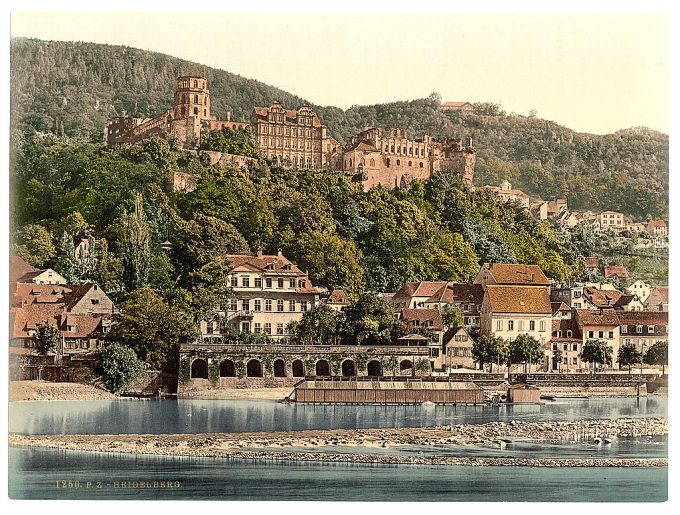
[11,38,668,219]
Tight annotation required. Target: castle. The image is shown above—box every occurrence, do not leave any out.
[105,76,474,189]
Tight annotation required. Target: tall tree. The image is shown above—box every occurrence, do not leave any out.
[121,193,151,291]
[617,342,642,375]
[107,287,197,369]
[34,323,60,357]
[643,341,668,375]
[579,339,613,373]
[508,333,544,373]
[14,224,56,267]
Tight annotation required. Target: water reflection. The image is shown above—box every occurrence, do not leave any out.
[9,396,667,436]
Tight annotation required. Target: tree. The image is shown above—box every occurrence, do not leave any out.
[98,343,144,393]
[341,293,395,345]
[294,230,365,296]
[579,339,613,373]
[552,348,563,371]
[508,333,544,373]
[617,341,642,375]
[643,341,668,375]
[34,323,60,356]
[107,287,197,369]
[287,304,340,345]
[472,334,507,373]
[441,306,464,329]
[121,193,151,291]
[14,224,56,267]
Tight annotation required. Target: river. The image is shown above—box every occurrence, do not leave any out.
[8,396,668,501]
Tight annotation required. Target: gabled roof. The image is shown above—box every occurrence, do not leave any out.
[61,314,109,338]
[575,309,621,327]
[485,285,552,314]
[252,105,323,127]
[481,263,550,286]
[393,281,448,300]
[400,308,443,332]
[583,286,626,308]
[442,325,472,346]
[647,286,668,303]
[426,283,484,304]
[441,101,473,108]
[550,301,571,314]
[9,255,38,283]
[326,289,350,305]
[647,219,667,229]
[604,265,629,279]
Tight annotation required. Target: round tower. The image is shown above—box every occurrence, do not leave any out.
[173,76,211,119]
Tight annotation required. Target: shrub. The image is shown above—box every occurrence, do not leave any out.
[98,343,144,393]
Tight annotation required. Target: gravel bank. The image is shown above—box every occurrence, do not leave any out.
[177,387,293,400]
[10,417,667,468]
[9,381,117,401]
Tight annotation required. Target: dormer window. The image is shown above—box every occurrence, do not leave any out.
[67,325,76,332]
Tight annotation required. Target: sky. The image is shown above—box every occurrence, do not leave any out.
[9,10,670,135]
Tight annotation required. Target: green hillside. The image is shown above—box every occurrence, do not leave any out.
[10,38,668,219]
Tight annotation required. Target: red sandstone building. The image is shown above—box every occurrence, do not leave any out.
[106,76,475,188]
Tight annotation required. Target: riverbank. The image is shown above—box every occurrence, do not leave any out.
[10,417,667,468]
[9,381,117,401]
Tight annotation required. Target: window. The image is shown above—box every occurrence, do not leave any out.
[624,338,631,345]
[301,301,308,312]
[266,278,272,288]
[277,323,284,335]
[254,300,262,312]
[588,331,594,338]
[300,280,307,289]
[556,330,562,337]
[255,278,262,288]
[496,320,503,331]
[193,107,199,115]
[289,300,296,312]
[254,323,261,333]
[278,278,284,288]
[508,320,514,331]
[598,331,604,339]
[289,279,296,288]
[230,299,238,311]
[539,320,546,332]
[265,300,272,312]
[647,325,654,333]
[396,159,401,166]
[518,320,525,331]
[636,325,643,334]
[572,357,578,365]
[277,300,284,312]
[264,323,272,335]
[572,343,578,351]
[206,321,214,334]
[608,331,614,339]
[563,344,568,351]
[231,276,238,287]
[529,320,535,331]
[242,299,250,311]
[91,299,100,305]
[567,330,572,337]
[242,277,250,287]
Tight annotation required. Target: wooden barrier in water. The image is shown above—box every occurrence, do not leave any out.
[293,377,484,405]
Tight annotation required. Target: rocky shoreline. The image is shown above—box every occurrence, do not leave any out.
[10,417,667,468]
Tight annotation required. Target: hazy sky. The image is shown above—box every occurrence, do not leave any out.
[11,11,669,135]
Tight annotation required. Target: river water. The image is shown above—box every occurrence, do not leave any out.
[8,397,668,501]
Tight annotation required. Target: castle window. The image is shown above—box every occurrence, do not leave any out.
[194,107,199,115]
[408,161,412,166]
[182,94,187,104]
[403,147,406,153]
[419,162,423,168]
[370,159,375,167]
[386,158,390,168]
[194,94,199,103]
[391,145,395,153]
[204,109,207,116]
[194,80,198,88]
[396,159,400,166]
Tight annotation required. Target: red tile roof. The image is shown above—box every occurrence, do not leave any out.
[483,263,550,286]
[441,102,473,108]
[604,265,629,279]
[9,255,37,283]
[393,281,449,300]
[426,283,484,304]
[326,289,350,305]
[616,311,668,326]
[486,285,552,314]
[400,308,443,332]
[575,309,621,327]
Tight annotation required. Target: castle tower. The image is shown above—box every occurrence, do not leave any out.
[173,76,211,120]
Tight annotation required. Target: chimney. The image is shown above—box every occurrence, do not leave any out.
[277,248,283,258]
[257,249,263,258]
